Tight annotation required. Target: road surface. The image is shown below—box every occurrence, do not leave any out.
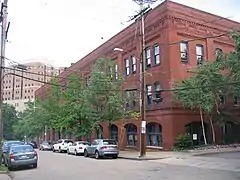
[11,150,240,180]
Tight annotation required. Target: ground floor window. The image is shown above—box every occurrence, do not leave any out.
[110,124,118,141]
[146,123,162,147]
[126,124,137,146]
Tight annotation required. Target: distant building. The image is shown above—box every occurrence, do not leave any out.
[3,61,65,112]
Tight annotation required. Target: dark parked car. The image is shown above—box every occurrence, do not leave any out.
[4,144,38,170]
[28,141,37,149]
[1,141,24,165]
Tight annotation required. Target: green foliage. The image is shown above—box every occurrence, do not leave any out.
[87,58,125,125]
[13,101,45,140]
[174,134,192,150]
[3,103,18,140]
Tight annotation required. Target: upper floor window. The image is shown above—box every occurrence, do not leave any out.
[153,44,160,65]
[125,89,138,108]
[196,44,204,65]
[115,64,118,79]
[131,56,136,74]
[124,58,130,76]
[234,96,240,106]
[215,48,223,61]
[153,82,162,103]
[145,48,151,68]
[146,85,152,105]
[180,42,188,63]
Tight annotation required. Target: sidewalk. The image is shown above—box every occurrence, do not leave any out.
[0,174,11,180]
[118,148,240,161]
[118,151,190,161]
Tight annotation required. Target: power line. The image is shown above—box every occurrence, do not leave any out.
[5,72,124,92]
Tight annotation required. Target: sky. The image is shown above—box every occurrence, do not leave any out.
[4,0,240,68]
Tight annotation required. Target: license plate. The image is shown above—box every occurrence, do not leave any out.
[21,155,27,159]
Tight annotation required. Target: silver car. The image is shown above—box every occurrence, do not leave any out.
[4,144,38,170]
[84,139,119,159]
[39,141,53,151]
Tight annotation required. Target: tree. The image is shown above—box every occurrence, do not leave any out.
[13,102,45,140]
[174,75,214,145]
[3,103,18,140]
[57,73,97,139]
[86,58,128,137]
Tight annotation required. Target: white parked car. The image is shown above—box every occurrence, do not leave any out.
[52,139,73,153]
[67,141,90,156]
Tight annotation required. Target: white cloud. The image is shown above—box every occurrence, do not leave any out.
[5,0,240,67]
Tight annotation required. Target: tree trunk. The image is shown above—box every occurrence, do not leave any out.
[208,114,216,144]
[199,107,207,145]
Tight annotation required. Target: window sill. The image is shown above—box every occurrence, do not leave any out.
[146,146,163,150]
[152,63,160,67]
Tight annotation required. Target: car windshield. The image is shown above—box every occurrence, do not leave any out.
[43,142,51,145]
[11,145,34,154]
[103,140,117,145]
[80,142,90,146]
[64,140,73,143]
[6,141,24,147]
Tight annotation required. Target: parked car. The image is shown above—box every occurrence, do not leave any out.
[28,141,38,149]
[4,144,38,170]
[52,139,73,153]
[2,140,24,165]
[84,139,119,159]
[39,141,53,151]
[67,141,90,156]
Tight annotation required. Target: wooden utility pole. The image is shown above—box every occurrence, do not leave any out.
[0,0,9,164]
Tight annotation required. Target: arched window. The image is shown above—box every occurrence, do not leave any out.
[110,124,118,141]
[96,125,103,139]
[125,124,137,146]
[146,123,162,147]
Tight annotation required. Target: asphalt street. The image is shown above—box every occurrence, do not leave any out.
[10,150,240,180]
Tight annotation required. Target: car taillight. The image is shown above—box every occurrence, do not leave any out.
[100,146,107,150]
[79,147,83,149]
[34,150,38,157]
[9,154,14,159]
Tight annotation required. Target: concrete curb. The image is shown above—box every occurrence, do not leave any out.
[118,156,171,161]
[0,171,8,174]
[192,149,240,156]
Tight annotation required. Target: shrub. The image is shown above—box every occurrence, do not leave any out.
[174,134,192,150]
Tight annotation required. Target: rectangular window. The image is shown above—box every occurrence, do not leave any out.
[115,64,118,79]
[131,56,136,74]
[146,85,152,105]
[196,45,204,65]
[233,96,240,106]
[153,44,160,65]
[153,82,162,103]
[125,89,138,108]
[145,48,151,68]
[180,42,188,63]
[124,58,130,76]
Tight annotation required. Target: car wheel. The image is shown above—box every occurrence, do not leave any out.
[84,150,88,157]
[1,156,4,165]
[67,149,70,154]
[112,155,118,159]
[33,163,37,168]
[59,147,62,153]
[74,150,78,156]
[95,151,100,159]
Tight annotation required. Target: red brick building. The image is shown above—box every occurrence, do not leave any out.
[35,1,240,150]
